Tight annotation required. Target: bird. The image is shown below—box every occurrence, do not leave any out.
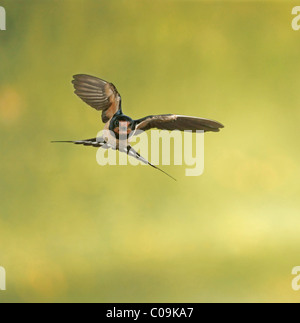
[52,74,224,180]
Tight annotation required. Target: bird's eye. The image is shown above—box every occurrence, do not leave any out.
[115,120,119,126]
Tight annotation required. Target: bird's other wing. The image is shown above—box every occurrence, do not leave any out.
[72,74,122,123]
[135,114,224,133]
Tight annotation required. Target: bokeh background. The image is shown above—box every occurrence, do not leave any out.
[1,0,300,303]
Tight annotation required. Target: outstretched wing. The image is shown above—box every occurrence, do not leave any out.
[72,74,122,123]
[135,114,224,133]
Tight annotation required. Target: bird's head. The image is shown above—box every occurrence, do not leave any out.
[110,115,135,138]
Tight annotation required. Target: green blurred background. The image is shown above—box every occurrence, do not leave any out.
[0,0,300,303]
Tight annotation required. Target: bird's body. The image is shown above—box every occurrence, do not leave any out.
[53,74,224,180]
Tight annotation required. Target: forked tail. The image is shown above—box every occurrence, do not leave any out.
[125,145,177,181]
[147,162,177,181]
[51,140,177,181]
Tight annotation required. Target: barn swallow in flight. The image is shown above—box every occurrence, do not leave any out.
[52,74,224,180]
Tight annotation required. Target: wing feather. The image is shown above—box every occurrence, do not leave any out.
[135,114,224,133]
[72,74,122,123]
